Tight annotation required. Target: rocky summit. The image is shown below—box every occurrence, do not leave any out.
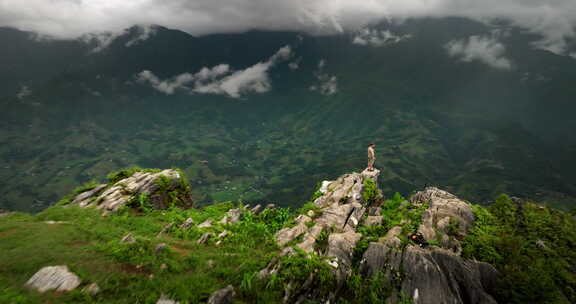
[0,167,575,303]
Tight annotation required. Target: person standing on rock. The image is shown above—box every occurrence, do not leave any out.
[367,143,376,171]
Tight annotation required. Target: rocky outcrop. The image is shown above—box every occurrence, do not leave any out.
[359,187,499,304]
[219,208,243,225]
[25,265,82,293]
[121,233,136,244]
[412,187,475,254]
[262,168,382,302]
[82,283,100,295]
[275,215,312,247]
[70,169,193,213]
[262,174,499,304]
[397,246,498,304]
[208,285,235,304]
[364,215,384,226]
[156,294,180,304]
[0,209,14,217]
[198,219,213,228]
[180,218,194,230]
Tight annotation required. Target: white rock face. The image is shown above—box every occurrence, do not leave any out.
[319,181,333,194]
[156,294,180,304]
[219,208,243,224]
[83,282,100,295]
[207,285,235,304]
[364,216,384,227]
[198,219,213,228]
[412,187,475,253]
[72,169,193,213]
[275,215,312,247]
[25,265,81,293]
[263,169,382,302]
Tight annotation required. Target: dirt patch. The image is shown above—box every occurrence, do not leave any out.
[170,244,190,257]
[119,263,151,275]
[0,228,18,238]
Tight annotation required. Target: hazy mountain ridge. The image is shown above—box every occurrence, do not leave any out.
[1,17,576,212]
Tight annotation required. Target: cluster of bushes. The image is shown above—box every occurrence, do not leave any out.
[462,194,576,304]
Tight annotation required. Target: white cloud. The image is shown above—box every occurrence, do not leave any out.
[1,1,576,56]
[137,45,292,98]
[288,59,301,70]
[126,25,157,47]
[79,25,157,52]
[80,31,123,53]
[137,64,231,95]
[352,28,411,47]
[310,59,338,95]
[16,85,31,100]
[446,35,512,70]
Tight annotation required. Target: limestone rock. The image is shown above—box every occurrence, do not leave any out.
[249,204,262,215]
[0,209,13,217]
[378,226,403,247]
[220,208,242,225]
[360,242,403,278]
[44,221,68,225]
[120,233,136,244]
[156,294,180,304]
[72,169,193,213]
[83,283,100,295]
[157,223,174,238]
[326,231,362,283]
[364,216,384,226]
[275,215,311,247]
[207,285,235,304]
[262,169,381,303]
[197,233,213,244]
[319,181,333,194]
[265,203,276,210]
[198,219,213,228]
[296,225,324,253]
[25,265,81,293]
[359,187,499,304]
[368,207,382,216]
[180,218,194,230]
[400,246,498,304]
[71,184,108,207]
[155,243,168,253]
[218,230,229,239]
[411,187,475,253]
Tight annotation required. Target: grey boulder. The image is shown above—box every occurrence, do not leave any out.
[25,265,81,293]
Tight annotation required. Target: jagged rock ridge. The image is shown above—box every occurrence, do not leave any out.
[69,169,194,213]
[261,170,499,304]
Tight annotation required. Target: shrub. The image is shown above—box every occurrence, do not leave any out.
[362,179,378,205]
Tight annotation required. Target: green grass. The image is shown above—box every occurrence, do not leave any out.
[3,165,576,304]
[0,201,291,303]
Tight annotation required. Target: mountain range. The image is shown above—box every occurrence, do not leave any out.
[1,17,576,212]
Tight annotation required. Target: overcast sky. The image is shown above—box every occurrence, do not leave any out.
[1,0,575,53]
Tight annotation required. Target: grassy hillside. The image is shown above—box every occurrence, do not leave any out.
[1,169,575,303]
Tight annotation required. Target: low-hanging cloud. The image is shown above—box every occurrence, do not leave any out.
[446,35,512,70]
[1,0,575,55]
[352,29,411,47]
[310,59,338,96]
[137,45,292,98]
